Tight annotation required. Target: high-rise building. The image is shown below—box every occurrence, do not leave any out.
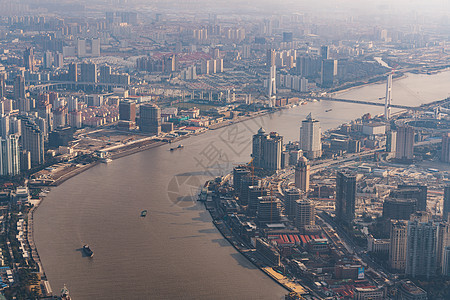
[257,196,281,224]
[233,167,250,194]
[21,119,45,167]
[68,63,78,82]
[294,156,310,192]
[239,174,260,205]
[0,135,20,176]
[1,115,9,139]
[262,132,283,171]
[80,63,97,83]
[43,51,53,69]
[321,59,337,87]
[248,186,268,216]
[444,186,450,221]
[139,104,161,135]
[442,133,450,163]
[68,111,82,129]
[299,113,322,159]
[91,38,101,57]
[99,65,112,83]
[436,222,450,274]
[395,185,428,212]
[386,130,397,153]
[335,171,356,223]
[23,47,35,71]
[382,198,417,220]
[284,188,300,220]
[251,128,283,172]
[252,127,267,168]
[119,100,136,123]
[389,220,408,272]
[0,75,5,98]
[295,199,315,229]
[77,39,86,57]
[13,75,25,100]
[266,49,276,66]
[395,125,414,162]
[320,45,329,60]
[406,220,438,279]
[442,246,450,276]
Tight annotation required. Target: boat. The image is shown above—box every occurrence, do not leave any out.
[60,284,71,300]
[170,144,184,151]
[325,109,332,112]
[82,244,94,257]
[141,210,148,217]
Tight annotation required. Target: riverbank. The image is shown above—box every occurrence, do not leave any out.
[203,200,309,297]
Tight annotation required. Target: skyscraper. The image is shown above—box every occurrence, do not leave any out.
[119,100,136,123]
[444,185,450,221]
[68,63,78,82]
[251,128,283,172]
[80,63,97,83]
[13,75,25,100]
[252,127,267,168]
[139,104,161,135]
[248,186,268,216]
[284,188,300,220]
[295,199,315,229]
[21,119,45,167]
[321,59,337,88]
[320,45,329,60]
[406,220,438,279]
[257,196,281,224]
[23,47,35,71]
[389,220,408,272]
[299,113,322,159]
[294,156,310,192]
[396,184,428,212]
[395,125,414,162]
[335,171,356,223]
[442,133,450,163]
[262,132,283,171]
[0,74,5,98]
[0,135,20,176]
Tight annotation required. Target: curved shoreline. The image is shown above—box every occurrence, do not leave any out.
[29,68,450,296]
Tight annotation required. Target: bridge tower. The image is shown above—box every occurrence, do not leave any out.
[268,65,276,107]
[385,73,392,120]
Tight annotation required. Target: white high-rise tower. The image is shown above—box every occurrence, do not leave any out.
[268,65,276,107]
[385,73,392,120]
[299,113,322,159]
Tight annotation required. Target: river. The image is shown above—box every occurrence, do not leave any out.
[34,70,450,299]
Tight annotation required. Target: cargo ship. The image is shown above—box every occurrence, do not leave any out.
[83,244,94,257]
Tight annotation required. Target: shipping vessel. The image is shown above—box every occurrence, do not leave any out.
[82,244,94,257]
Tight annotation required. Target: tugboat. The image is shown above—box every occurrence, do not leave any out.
[83,244,94,257]
[60,284,71,300]
[141,210,148,217]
